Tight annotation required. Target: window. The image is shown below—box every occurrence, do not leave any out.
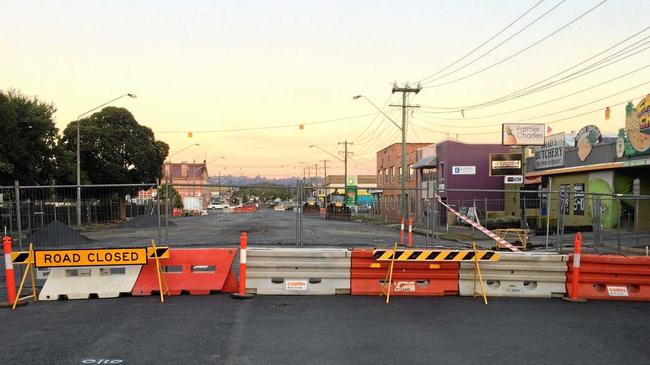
[439,163,445,181]
[408,164,414,181]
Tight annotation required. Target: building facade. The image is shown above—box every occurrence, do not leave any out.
[376,142,431,220]
[162,161,210,207]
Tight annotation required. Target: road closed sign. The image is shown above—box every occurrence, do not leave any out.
[34,248,148,268]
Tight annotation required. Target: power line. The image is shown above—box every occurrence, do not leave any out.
[420,0,557,85]
[416,80,650,128]
[412,92,646,136]
[155,113,376,134]
[422,0,609,88]
[351,94,395,143]
[421,26,650,113]
[418,64,650,121]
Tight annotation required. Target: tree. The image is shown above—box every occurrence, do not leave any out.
[59,106,169,185]
[0,89,59,185]
[158,183,184,209]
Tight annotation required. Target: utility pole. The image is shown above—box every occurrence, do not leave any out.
[338,141,353,197]
[390,82,421,218]
[320,160,328,180]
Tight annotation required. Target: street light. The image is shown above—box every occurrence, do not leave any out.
[76,93,137,226]
[170,143,201,157]
[353,94,407,218]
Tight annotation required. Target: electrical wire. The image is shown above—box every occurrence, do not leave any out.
[418,64,650,121]
[412,92,646,136]
[420,0,558,85]
[155,113,376,134]
[421,26,650,112]
[422,0,609,88]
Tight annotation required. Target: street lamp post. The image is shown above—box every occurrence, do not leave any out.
[76,93,137,226]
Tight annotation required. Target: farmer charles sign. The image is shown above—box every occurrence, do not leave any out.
[502,123,545,146]
[34,248,148,268]
[534,133,565,169]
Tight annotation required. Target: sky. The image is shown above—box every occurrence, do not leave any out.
[2,0,649,178]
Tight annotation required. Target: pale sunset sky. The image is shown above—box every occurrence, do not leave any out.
[2,0,648,178]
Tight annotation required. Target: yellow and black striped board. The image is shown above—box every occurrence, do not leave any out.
[146,246,170,259]
[11,251,33,264]
[372,249,500,262]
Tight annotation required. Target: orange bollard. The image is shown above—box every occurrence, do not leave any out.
[400,217,405,245]
[408,217,413,247]
[3,235,16,305]
[231,232,253,299]
[563,232,586,303]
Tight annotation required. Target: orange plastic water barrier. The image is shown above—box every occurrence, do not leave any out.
[351,249,458,296]
[132,248,238,296]
[566,254,650,301]
[233,206,257,213]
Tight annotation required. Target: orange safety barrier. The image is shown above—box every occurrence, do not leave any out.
[132,248,238,296]
[351,249,458,296]
[233,206,257,213]
[566,254,650,301]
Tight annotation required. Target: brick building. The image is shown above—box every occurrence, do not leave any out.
[162,161,210,207]
[376,142,432,219]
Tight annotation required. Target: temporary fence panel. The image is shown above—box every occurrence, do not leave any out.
[351,248,459,296]
[39,265,142,300]
[132,248,238,296]
[459,253,568,298]
[246,247,351,295]
[566,254,650,301]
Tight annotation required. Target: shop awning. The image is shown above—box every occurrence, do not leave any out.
[414,155,437,169]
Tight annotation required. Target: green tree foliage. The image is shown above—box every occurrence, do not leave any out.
[233,185,295,202]
[0,89,59,185]
[158,183,184,209]
[59,106,169,185]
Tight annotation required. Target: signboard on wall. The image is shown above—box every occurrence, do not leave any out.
[504,175,523,184]
[574,183,585,215]
[502,123,545,146]
[452,166,476,175]
[575,125,602,161]
[489,153,523,176]
[534,132,565,169]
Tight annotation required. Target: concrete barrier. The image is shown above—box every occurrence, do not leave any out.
[459,253,568,298]
[246,247,351,295]
[39,265,142,300]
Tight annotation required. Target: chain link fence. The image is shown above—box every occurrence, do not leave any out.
[1,182,649,255]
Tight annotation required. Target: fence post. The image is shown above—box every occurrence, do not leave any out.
[165,183,170,246]
[14,181,22,250]
[545,188,551,250]
[156,180,162,244]
[617,195,622,255]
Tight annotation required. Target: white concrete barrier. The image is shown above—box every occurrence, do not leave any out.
[247,247,351,295]
[459,253,568,298]
[39,265,142,300]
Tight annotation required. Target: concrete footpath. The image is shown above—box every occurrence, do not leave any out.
[1,295,648,364]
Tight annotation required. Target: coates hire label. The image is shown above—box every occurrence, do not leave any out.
[285,280,308,291]
[534,132,566,169]
[502,123,545,146]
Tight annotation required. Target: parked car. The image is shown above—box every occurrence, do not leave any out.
[208,202,230,209]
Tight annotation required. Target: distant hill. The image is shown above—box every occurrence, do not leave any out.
[208,175,323,186]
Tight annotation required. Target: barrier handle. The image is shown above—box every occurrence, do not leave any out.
[407,217,413,248]
[400,217,405,245]
[570,232,582,300]
[238,232,247,297]
[3,235,16,305]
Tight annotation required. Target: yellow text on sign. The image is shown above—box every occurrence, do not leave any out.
[35,248,147,268]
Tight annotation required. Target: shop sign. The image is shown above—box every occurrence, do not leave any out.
[619,100,650,156]
[502,123,545,146]
[574,183,585,216]
[489,153,522,176]
[575,125,602,161]
[534,133,565,169]
[452,166,476,175]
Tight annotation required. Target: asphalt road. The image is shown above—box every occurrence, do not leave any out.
[1,295,648,364]
[71,209,459,249]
